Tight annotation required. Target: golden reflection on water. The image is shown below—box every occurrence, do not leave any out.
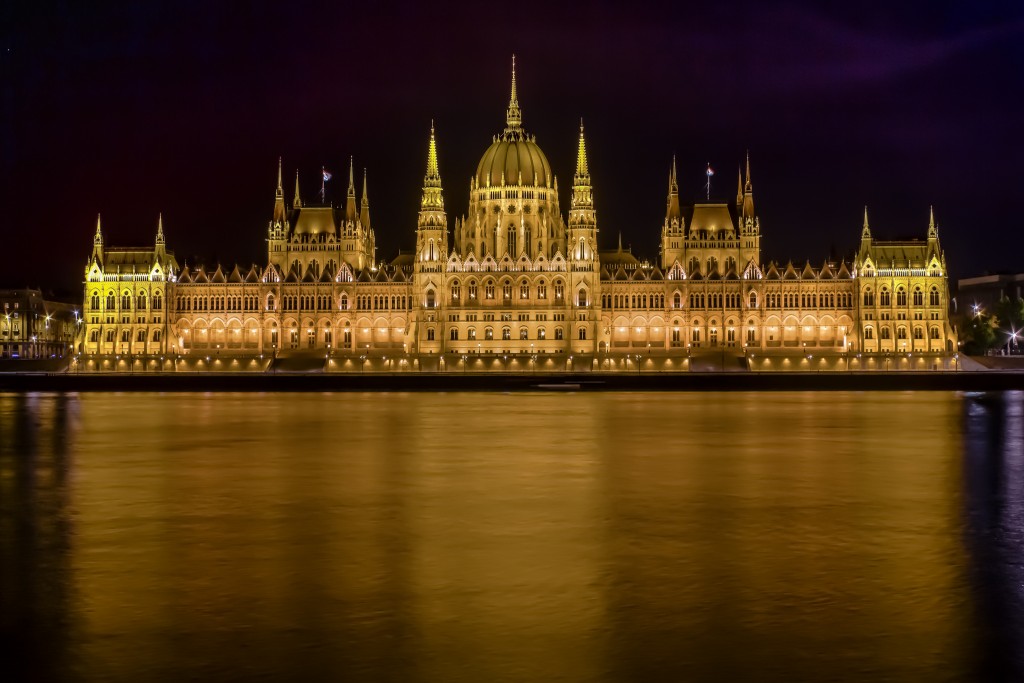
[0,391,1002,681]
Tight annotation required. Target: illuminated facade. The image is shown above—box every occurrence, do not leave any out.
[80,61,957,371]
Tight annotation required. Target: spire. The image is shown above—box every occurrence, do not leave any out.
[861,206,871,240]
[273,158,286,222]
[293,170,302,209]
[421,122,444,211]
[741,151,755,220]
[617,232,623,252]
[736,165,743,207]
[574,119,589,179]
[156,213,164,245]
[94,213,103,245]
[744,150,752,192]
[359,169,371,229]
[666,156,680,223]
[505,55,523,134]
[345,157,357,223]
[928,205,938,238]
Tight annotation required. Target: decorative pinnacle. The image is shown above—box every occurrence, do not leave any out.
[575,119,589,179]
[293,170,301,208]
[95,213,102,238]
[156,213,164,243]
[277,156,283,191]
[929,205,936,232]
[506,54,522,131]
[348,156,356,196]
[862,206,870,234]
[361,168,369,205]
[425,121,440,182]
[745,150,752,191]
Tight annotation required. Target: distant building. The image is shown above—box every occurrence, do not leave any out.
[78,60,958,371]
[957,273,1024,317]
[0,289,79,359]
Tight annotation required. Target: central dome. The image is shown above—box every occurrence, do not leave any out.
[475,136,552,188]
[474,56,552,188]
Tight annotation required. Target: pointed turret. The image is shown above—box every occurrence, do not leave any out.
[345,157,358,224]
[92,213,104,262]
[360,169,371,230]
[571,120,592,210]
[156,213,165,245]
[862,206,871,240]
[421,121,444,211]
[273,157,286,222]
[736,166,743,210]
[928,205,938,239]
[505,54,522,133]
[293,170,302,209]
[741,151,754,220]
[666,156,680,223]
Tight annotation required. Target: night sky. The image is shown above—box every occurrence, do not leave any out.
[3,1,1023,296]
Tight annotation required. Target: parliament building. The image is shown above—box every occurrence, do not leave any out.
[79,62,957,372]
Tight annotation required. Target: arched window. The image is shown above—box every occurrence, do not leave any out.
[913,288,923,306]
[121,292,132,310]
[520,327,528,340]
[485,281,495,299]
[339,294,348,310]
[688,257,700,274]
[880,327,891,340]
[929,288,940,306]
[577,288,587,307]
[467,327,476,340]
[502,326,511,340]
[863,289,874,306]
[578,327,587,340]
[538,327,546,340]
[930,326,940,339]
[469,281,478,299]
[864,326,874,340]
[880,289,891,306]
[896,288,907,306]
[106,292,116,310]
[266,294,275,311]
[913,327,924,340]
[503,281,512,300]
[507,225,517,256]
[537,281,547,299]
[673,292,682,309]
[426,290,436,308]
[520,280,529,299]
[555,328,563,340]
[90,292,100,309]
[137,293,147,310]
[485,327,494,340]
[748,291,757,308]
[450,328,459,341]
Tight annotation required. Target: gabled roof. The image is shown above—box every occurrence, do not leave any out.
[227,265,243,283]
[782,262,799,280]
[765,262,781,280]
[193,267,209,283]
[800,261,816,279]
[836,261,852,278]
[244,265,261,283]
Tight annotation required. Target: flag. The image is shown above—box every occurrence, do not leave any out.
[322,169,332,182]
[706,164,715,177]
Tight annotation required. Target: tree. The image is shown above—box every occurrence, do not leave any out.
[994,296,1024,353]
[962,312,999,355]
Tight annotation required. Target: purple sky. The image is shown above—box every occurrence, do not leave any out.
[3,0,1023,294]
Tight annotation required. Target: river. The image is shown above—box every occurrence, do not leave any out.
[1,391,1022,682]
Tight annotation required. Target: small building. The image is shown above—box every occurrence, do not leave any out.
[0,289,80,359]
[957,273,1024,317]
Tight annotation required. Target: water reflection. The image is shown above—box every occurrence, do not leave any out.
[0,391,1016,681]
[963,390,1024,682]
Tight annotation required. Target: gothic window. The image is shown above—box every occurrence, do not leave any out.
[469,281,478,299]
[748,291,757,308]
[137,329,147,342]
[863,289,875,306]
[538,282,547,299]
[485,327,494,340]
[468,327,476,340]
[153,330,161,342]
[880,289,891,306]
[502,327,511,340]
[671,328,681,343]
[746,327,756,343]
[913,327,924,340]
[577,288,587,307]
[865,326,874,340]
[555,328,563,340]
[913,288,923,306]
[121,329,130,343]
[578,327,587,340]
[121,292,132,310]
[106,329,114,343]
[91,292,100,309]
[310,260,321,278]
[426,328,434,341]
[691,327,701,343]
[880,327,891,340]
[90,330,99,342]
[266,294,276,311]
[674,292,682,309]
[930,326,940,339]
[689,258,700,274]
[450,328,459,341]
[107,292,115,310]
[485,281,495,299]
[340,294,348,310]
[727,328,736,343]
[896,288,907,306]
[929,288,940,306]
[520,327,528,340]
[538,327,546,340]
[503,281,512,300]
[426,290,436,308]
[508,226,517,256]
[897,326,908,340]
[520,280,529,299]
